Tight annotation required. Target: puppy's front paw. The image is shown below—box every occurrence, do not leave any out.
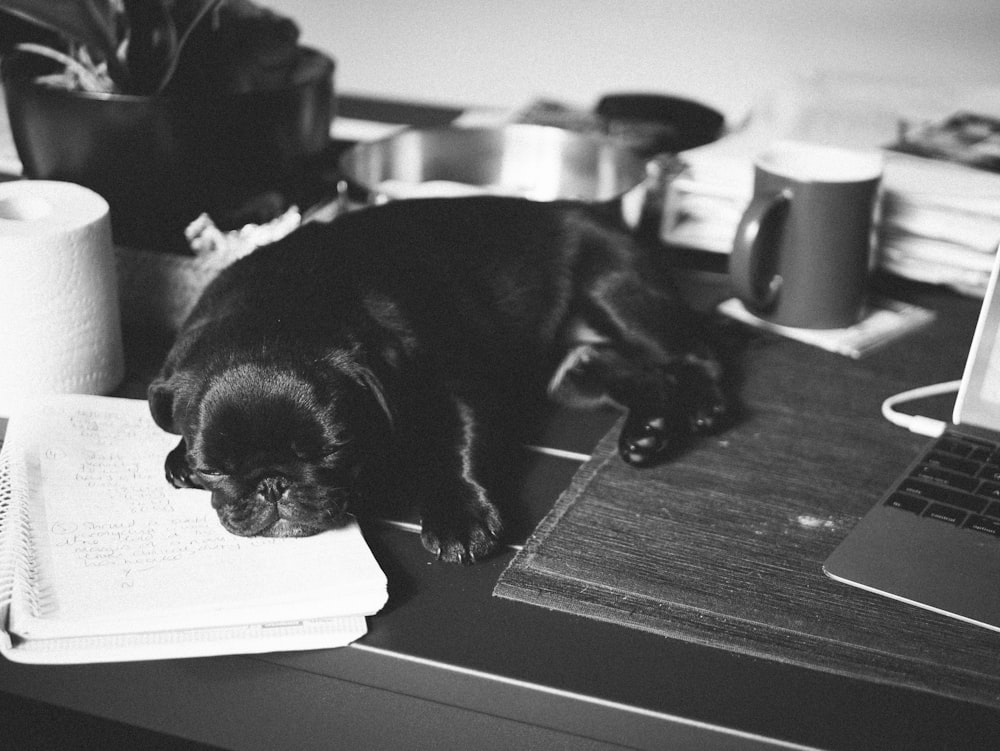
[164,442,203,490]
[420,495,503,564]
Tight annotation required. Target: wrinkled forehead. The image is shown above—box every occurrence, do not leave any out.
[193,364,348,459]
[215,362,315,403]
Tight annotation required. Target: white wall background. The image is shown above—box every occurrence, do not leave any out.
[274,0,999,117]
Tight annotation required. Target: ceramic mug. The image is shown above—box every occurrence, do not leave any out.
[729,141,883,329]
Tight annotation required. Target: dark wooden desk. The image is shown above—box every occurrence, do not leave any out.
[3,94,1000,749]
[3,268,1000,750]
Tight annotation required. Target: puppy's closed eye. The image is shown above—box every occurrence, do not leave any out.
[298,440,352,459]
[287,442,354,475]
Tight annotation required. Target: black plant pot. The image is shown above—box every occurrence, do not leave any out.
[1,48,334,252]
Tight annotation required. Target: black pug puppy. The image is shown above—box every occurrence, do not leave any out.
[149,196,727,563]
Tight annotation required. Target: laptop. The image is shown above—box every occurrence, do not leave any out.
[823,249,1000,632]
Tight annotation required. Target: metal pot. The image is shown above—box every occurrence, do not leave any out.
[338,124,650,204]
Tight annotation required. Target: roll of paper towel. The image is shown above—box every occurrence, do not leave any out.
[0,181,124,416]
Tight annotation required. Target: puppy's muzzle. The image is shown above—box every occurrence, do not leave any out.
[214,474,352,538]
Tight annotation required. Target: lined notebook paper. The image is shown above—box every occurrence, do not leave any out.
[0,395,387,664]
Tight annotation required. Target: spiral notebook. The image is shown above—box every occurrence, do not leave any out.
[0,395,388,664]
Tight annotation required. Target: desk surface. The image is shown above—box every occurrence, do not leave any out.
[3,96,1000,750]
[2,269,1000,751]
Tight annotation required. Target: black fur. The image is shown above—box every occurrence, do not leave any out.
[149,196,726,563]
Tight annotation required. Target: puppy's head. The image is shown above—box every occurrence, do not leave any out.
[153,360,391,537]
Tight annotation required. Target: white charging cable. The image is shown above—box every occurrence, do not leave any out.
[880,380,962,437]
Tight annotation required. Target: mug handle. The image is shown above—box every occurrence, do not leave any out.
[730,190,790,313]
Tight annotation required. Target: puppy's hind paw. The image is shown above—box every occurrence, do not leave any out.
[689,386,728,435]
[420,499,504,565]
[618,395,728,468]
[618,413,685,467]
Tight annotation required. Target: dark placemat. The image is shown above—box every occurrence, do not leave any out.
[495,315,1000,708]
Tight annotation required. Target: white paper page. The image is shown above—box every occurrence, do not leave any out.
[7,396,386,640]
[2,616,369,665]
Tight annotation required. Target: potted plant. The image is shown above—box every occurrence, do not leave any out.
[1,0,335,253]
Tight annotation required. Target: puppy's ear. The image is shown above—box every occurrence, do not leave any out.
[148,378,178,432]
[355,366,394,431]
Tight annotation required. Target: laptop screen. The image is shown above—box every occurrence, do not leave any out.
[954,246,1000,432]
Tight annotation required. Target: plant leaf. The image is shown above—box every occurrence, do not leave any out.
[154,0,227,93]
[122,0,177,94]
[2,0,128,86]
[15,42,114,92]
[2,0,119,61]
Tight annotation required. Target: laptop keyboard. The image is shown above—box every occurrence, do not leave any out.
[885,431,1000,537]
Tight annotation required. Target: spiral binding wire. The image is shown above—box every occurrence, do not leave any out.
[0,440,18,609]
[0,425,45,618]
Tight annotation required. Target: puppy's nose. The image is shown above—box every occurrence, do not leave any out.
[258,476,290,504]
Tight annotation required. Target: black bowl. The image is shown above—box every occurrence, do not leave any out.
[595,92,725,156]
[2,48,334,251]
